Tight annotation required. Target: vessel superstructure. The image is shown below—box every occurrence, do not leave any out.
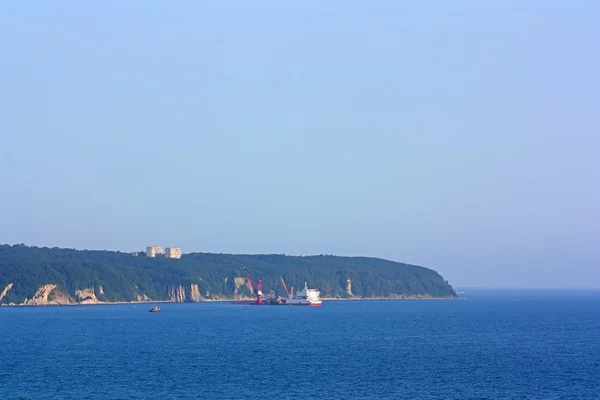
[230,267,323,306]
[270,281,322,306]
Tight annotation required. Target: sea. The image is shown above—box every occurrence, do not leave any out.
[1,288,599,400]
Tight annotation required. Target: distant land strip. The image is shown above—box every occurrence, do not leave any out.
[0,244,457,306]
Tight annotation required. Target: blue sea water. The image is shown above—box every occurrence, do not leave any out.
[1,289,599,400]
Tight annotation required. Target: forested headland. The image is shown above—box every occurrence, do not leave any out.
[0,244,457,305]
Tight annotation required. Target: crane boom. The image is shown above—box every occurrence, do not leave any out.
[243,266,255,293]
[280,276,290,296]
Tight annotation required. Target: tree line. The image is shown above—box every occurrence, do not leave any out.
[0,244,457,304]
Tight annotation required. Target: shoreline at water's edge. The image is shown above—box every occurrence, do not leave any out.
[0,295,459,307]
[321,296,459,301]
[0,300,174,308]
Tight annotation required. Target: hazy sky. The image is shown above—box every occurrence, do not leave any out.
[1,1,598,288]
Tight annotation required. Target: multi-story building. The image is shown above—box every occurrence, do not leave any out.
[146,246,163,257]
[165,247,182,259]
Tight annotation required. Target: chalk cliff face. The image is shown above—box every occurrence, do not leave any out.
[75,287,99,304]
[233,277,253,297]
[0,283,13,302]
[168,284,204,302]
[346,279,353,297]
[24,284,74,305]
[6,283,145,305]
[189,284,201,302]
[2,281,213,306]
[136,293,151,302]
[169,285,186,302]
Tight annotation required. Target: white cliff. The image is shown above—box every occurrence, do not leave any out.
[75,287,99,304]
[0,283,13,302]
[24,284,73,305]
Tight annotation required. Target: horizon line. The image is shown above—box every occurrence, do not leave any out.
[455,286,600,290]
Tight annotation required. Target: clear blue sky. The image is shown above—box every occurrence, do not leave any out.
[1,1,598,288]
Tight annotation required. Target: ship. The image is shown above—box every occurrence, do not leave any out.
[230,268,323,307]
[149,304,162,312]
[269,281,323,307]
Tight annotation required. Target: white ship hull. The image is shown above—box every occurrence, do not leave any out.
[277,282,323,306]
[283,297,323,306]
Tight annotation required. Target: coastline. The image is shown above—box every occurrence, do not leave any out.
[0,295,458,307]
[322,296,459,301]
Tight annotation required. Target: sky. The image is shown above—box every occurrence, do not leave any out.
[1,1,599,288]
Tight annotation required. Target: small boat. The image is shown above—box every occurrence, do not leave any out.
[149,304,162,312]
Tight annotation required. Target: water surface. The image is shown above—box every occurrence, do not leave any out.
[1,289,599,399]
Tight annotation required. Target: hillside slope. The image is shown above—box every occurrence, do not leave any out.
[0,244,457,305]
